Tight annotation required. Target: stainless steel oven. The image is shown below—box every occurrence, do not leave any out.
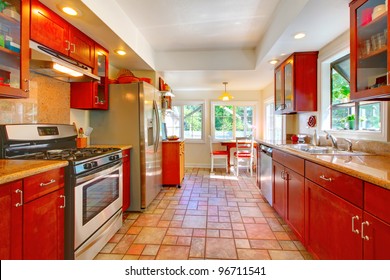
[0,123,124,260]
[74,161,123,260]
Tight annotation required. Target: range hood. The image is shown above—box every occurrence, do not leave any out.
[29,41,100,82]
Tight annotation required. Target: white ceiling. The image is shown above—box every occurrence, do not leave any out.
[39,0,350,92]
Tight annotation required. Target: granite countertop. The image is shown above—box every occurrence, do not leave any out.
[0,160,69,185]
[89,144,133,150]
[163,139,184,143]
[257,139,390,190]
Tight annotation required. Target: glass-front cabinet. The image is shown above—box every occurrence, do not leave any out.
[350,0,390,100]
[70,44,109,110]
[274,52,318,114]
[0,0,29,98]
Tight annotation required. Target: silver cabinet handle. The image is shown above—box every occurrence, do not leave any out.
[59,195,66,209]
[361,221,370,240]
[352,215,359,234]
[71,43,76,53]
[280,170,285,180]
[15,189,23,207]
[320,175,332,182]
[40,179,56,187]
[65,40,71,51]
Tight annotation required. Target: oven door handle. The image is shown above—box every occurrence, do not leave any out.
[76,162,122,185]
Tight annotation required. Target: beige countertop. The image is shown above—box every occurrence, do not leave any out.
[89,144,133,150]
[257,139,390,190]
[0,160,69,185]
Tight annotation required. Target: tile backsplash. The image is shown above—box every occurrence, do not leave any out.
[0,73,70,124]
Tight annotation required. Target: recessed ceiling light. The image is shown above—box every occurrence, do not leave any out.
[62,7,78,16]
[57,4,82,16]
[294,32,306,39]
[115,49,127,56]
[269,59,279,65]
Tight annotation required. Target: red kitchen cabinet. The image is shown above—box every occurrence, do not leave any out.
[350,0,390,101]
[0,0,30,98]
[30,0,95,67]
[0,180,23,260]
[274,52,318,114]
[122,148,131,211]
[162,140,185,186]
[272,149,305,242]
[305,179,363,260]
[362,182,390,259]
[0,168,65,260]
[71,44,109,110]
[23,188,65,260]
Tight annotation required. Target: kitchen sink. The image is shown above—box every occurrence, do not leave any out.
[283,144,370,156]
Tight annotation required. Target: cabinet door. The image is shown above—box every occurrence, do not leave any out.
[350,0,390,100]
[305,179,362,259]
[274,68,284,111]
[273,161,285,218]
[179,142,185,182]
[283,61,293,112]
[362,212,390,260]
[0,0,29,97]
[285,168,305,241]
[68,27,95,67]
[30,0,68,55]
[0,181,23,260]
[23,188,65,260]
[122,149,131,211]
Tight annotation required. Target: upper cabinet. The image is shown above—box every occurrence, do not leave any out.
[274,52,318,114]
[350,0,390,101]
[30,0,95,67]
[0,0,29,98]
[70,44,109,110]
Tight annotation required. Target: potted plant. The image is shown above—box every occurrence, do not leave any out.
[346,114,355,130]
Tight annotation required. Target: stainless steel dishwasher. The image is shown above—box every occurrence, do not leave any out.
[260,144,273,206]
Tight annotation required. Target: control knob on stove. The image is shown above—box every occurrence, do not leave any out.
[109,154,120,161]
[83,161,98,169]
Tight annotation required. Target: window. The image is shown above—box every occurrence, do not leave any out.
[331,54,382,131]
[211,102,256,140]
[164,101,205,142]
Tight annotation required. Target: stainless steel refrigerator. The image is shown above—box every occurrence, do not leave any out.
[90,82,162,211]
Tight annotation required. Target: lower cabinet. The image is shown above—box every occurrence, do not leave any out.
[305,179,362,259]
[122,148,131,211]
[0,168,65,260]
[273,150,305,242]
[162,140,185,186]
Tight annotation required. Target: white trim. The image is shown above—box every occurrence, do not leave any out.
[170,100,206,143]
[210,101,258,141]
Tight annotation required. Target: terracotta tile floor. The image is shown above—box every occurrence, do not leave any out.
[94,168,313,260]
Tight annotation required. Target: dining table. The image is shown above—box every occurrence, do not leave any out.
[220,140,258,173]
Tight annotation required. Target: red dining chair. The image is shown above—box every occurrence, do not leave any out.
[209,135,228,173]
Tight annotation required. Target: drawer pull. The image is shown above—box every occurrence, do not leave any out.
[319,175,332,182]
[59,195,66,209]
[361,221,370,240]
[40,179,56,187]
[15,189,23,207]
[352,215,359,234]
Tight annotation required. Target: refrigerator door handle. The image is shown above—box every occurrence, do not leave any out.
[153,100,160,153]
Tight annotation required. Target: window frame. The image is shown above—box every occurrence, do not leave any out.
[165,100,206,143]
[319,43,388,141]
[210,101,258,141]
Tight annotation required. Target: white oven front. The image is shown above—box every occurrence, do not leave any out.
[74,162,123,259]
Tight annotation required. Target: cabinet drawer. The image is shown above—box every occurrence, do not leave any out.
[305,161,363,207]
[24,168,65,203]
[364,182,390,225]
[273,149,304,176]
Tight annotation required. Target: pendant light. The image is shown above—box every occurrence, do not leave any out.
[218,82,234,101]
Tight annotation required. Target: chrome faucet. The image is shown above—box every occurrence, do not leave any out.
[344,138,353,152]
[324,131,338,149]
